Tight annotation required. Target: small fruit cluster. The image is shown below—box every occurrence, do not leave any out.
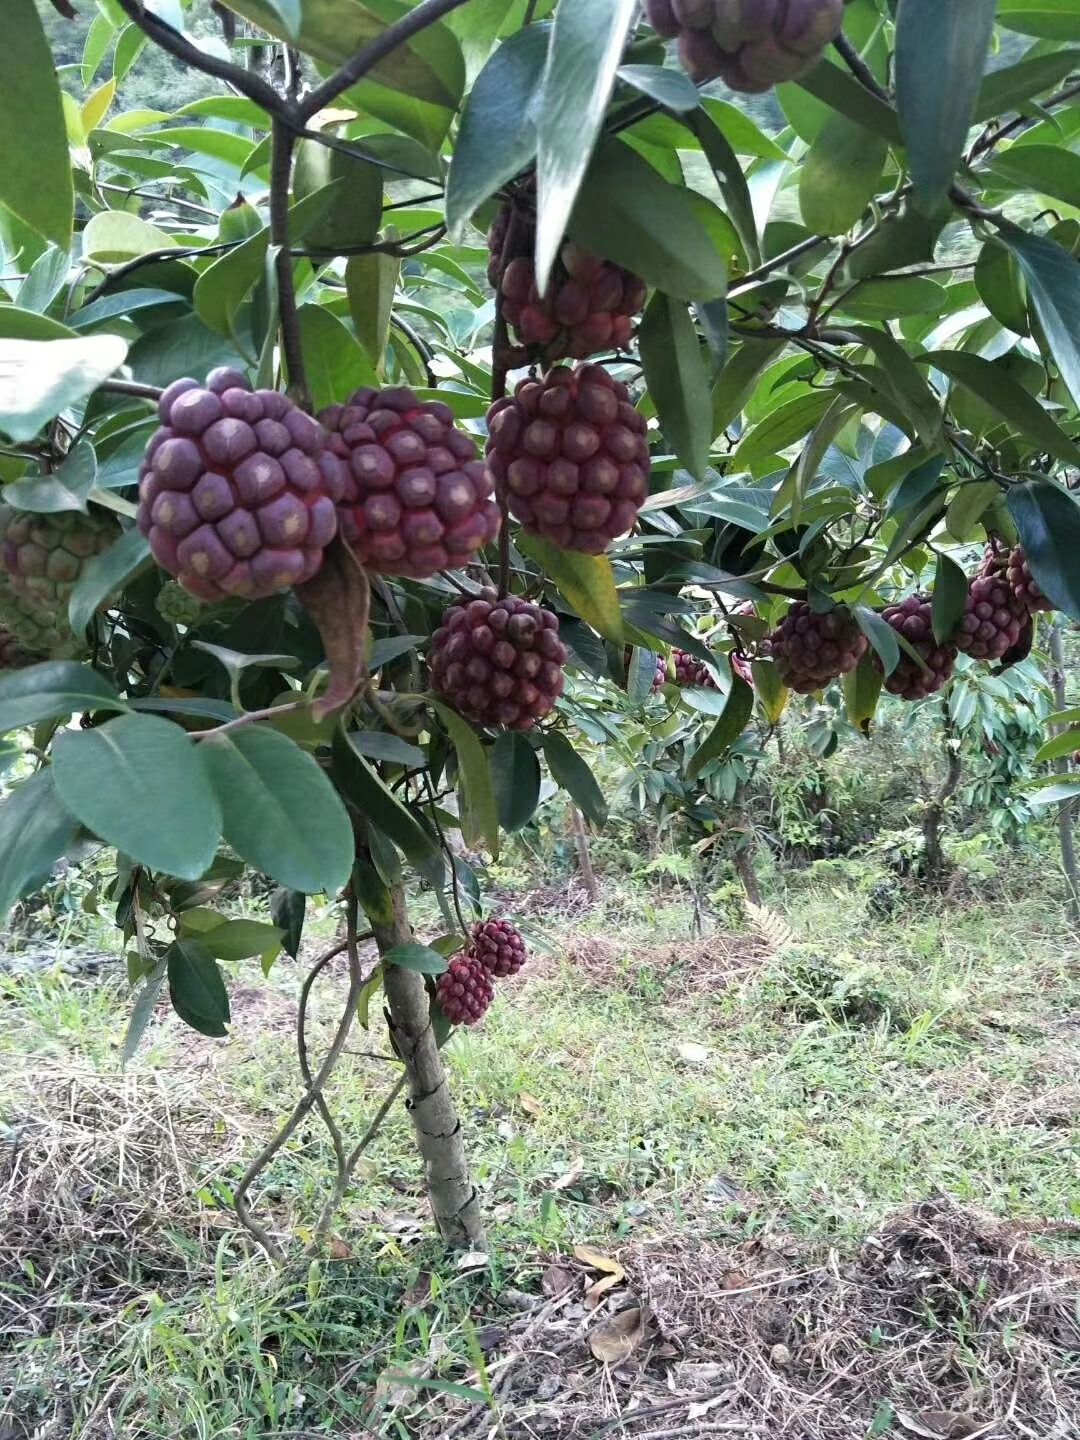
[0,504,121,661]
[435,918,528,1027]
[645,0,844,92]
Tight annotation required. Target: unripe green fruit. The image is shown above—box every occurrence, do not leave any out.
[0,505,120,657]
[155,579,207,627]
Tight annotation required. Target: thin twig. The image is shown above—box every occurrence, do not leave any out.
[312,1073,408,1246]
[233,897,367,1260]
[297,942,352,1183]
[833,32,891,104]
[270,117,307,406]
[97,379,163,402]
[193,701,305,741]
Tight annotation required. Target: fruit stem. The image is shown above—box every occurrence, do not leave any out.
[271,118,310,409]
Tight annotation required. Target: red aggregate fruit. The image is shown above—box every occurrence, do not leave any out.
[769,602,868,694]
[488,200,647,362]
[955,561,1029,662]
[1006,545,1054,613]
[673,650,718,688]
[320,387,500,579]
[645,0,844,91]
[429,589,567,731]
[469,918,527,978]
[487,365,650,554]
[436,954,494,1026]
[138,368,344,601]
[878,594,957,701]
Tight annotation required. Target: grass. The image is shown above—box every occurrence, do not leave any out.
[1,851,1078,1438]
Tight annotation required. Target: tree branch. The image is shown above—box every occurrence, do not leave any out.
[297,0,472,122]
[833,32,891,104]
[270,117,308,407]
[112,0,286,117]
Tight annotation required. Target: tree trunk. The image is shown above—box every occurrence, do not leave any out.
[571,806,599,902]
[922,703,962,888]
[1048,620,1080,926]
[732,785,762,906]
[374,885,487,1251]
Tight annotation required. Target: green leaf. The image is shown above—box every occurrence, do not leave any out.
[346,252,400,371]
[261,0,302,38]
[927,350,1080,465]
[688,676,753,781]
[82,211,179,264]
[294,305,377,412]
[974,239,1029,335]
[0,0,74,248]
[932,552,969,644]
[196,918,284,964]
[353,856,395,926]
[430,699,500,856]
[999,223,1080,409]
[998,1,1080,40]
[543,730,607,826]
[839,276,947,320]
[639,293,712,481]
[68,529,151,636]
[383,942,448,976]
[793,58,901,143]
[1034,728,1080,764]
[0,661,126,733]
[688,109,760,266]
[167,937,230,1038]
[270,886,305,959]
[4,441,97,515]
[799,111,888,237]
[517,532,623,642]
[713,337,785,435]
[854,605,900,677]
[0,336,128,443]
[568,138,727,303]
[989,145,1080,210]
[535,0,638,291]
[0,769,80,925]
[975,52,1079,122]
[618,63,699,113]
[1008,477,1080,620]
[492,731,541,833]
[53,715,222,880]
[750,658,788,727]
[348,729,425,767]
[852,327,942,450]
[446,23,548,240]
[331,730,444,884]
[732,392,832,470]
[842,651,883,736]
[201,726,354,895]
[293,137,383,251]
[123,958,167,1064]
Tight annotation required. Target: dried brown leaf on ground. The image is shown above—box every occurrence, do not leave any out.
[588,1304,649,1364]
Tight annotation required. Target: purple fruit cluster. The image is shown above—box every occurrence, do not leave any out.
[769,602,868,694]
[469,918,528,978]
[955,565,1028,662]
[429,590,567,732]
[1006,545,1054,614]
[436,954,495,1026]
[487,365,650,555]
[489,202,647,362]
[138,368,344,601]
[879,595,957,701]
[646,0,843,92]
[320,387,500,580]
[673,650,717,689]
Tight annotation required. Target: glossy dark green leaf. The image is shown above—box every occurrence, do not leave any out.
[53,715,222,880]
[518,532,623,642]
[69,529,151,636]
[895,0,997,207]
[3,441,97,515]
[346,252,400,369]
[1000,223,1080,408]
[446,23,548,240]
[795,58,901,143]
[123,958,167,1064]
[932,552,969,644]
[800,111,887,236]
[974,239,1029,335]
[928,349,1080,465]
[270,886,306,959]
[492,731,541,833]
[294,305,377,412]
[853,328,942,449]
[198,919,283,963]
[989,146,1080,210]
[975,48,1078,119]
[383,942,449,975]
[854,605,900,677]
[998,1,1080,39]
[688,676,753,781]
[640,292,712,481]
[1,0,73,248]
[294,137,383,251]
[568,138,727,302]
[688,110,760,266]
[843,651,883,736]
[201,726,353,894]
[839,276,947,320]
[1008,477,1080,619]
[353,857,395,927]
[167,938,230,1038]
[543,729,607,827]
[535,0,638,290]
[0,660,126,734]
[431,699,499,856]
[618,63,699,112]
[0,768,80,924]
[713,337,785,435]
[332,730,444,884]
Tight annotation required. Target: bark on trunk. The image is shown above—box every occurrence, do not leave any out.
[571,807,599,902]
[1048,621,1080,926]
[733,785,762,906]
[922,704,962,888]
[374,885,487,1251]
